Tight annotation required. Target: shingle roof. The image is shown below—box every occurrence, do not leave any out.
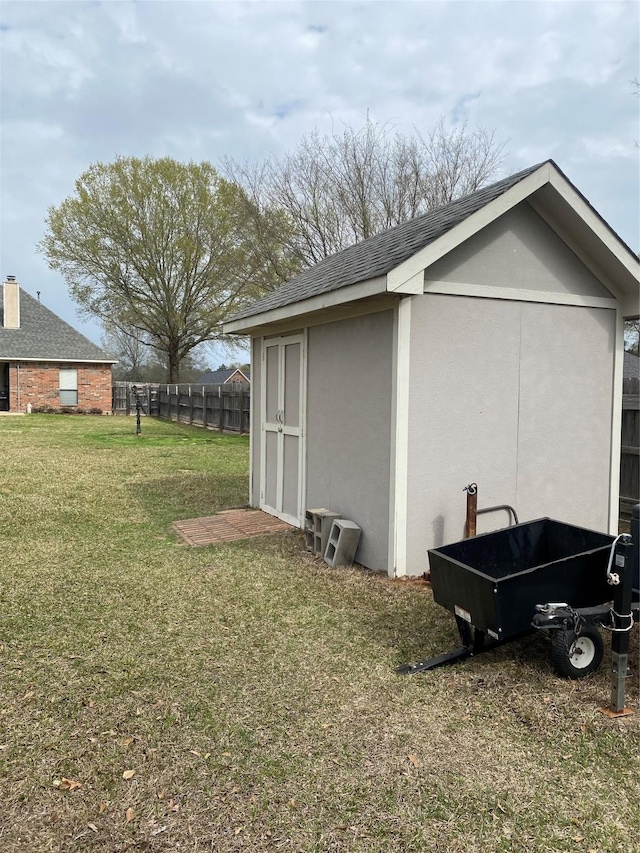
[0,287,114,362]
[230,162,546,322]
[198,368,251,384]
[624,351,639,380]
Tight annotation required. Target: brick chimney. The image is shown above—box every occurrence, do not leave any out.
[3,276,20,329]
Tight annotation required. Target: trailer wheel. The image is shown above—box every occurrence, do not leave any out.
[551,628,604,679]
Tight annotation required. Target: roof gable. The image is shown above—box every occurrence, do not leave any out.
[0,287,114,362]
[229,163,545,324]
[225,159,639,332]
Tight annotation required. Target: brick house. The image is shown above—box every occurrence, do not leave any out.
[0,277,116,412]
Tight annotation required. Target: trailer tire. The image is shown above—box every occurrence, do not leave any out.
[551,628,604,679]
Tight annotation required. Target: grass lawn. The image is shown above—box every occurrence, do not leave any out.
[0,414,638,852]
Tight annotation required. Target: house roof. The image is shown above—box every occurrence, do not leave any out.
[624,351,640,380]
[0,287,114,363]
[198,367,251,384]
[225,159,639,333]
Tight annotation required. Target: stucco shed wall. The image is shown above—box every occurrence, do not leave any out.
[404,297,615,576]
[425,201,613,298]
[306,310,394,570]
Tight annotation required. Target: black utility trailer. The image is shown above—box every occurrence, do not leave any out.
[398,515,639,688]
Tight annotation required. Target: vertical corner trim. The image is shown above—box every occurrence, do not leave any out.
[392,297,412,576]
[608,310,624,534]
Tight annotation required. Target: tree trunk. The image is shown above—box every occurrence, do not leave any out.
[168,343,180,383]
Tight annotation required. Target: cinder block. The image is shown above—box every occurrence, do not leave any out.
[324,519,361,568]
[304,508,342,555]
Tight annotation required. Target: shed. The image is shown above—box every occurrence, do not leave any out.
[0,277,116,413]
[223,161,640,577]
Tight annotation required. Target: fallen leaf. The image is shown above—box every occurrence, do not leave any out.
[125,807,135,823]
[189,750,201,757]
[288,798,297,808]
[55,778,82,791]
[156,789,165,800]
[573,837,585,844]
[408,754,420,767]
[122,769,135,780]
[121,737,134,748]
[98,802,107,814]
[150,825,167,836]
[87,823,98,833]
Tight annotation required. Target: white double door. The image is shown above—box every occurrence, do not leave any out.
[260,334,305,526]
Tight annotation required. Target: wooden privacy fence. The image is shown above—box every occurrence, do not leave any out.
[112,382,160,416]
[112,381,249,432]
[620,376,639,520]
[157,383,250,433]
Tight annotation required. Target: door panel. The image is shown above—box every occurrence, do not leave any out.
[284,343,301,428]
[261,334,305,526]
[265,345,279,424]
[264,431,278,510]
[282,434,300,519]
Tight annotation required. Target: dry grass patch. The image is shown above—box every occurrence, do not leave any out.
[0,415,638,852]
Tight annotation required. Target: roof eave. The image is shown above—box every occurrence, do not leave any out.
[0,356,117,364]
[223,275,388,334]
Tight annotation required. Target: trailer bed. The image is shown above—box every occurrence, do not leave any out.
[428,518,614,641]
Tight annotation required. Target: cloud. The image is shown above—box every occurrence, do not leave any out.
[0,0,637,348]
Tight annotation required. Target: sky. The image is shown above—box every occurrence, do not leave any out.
[1,0,638,365]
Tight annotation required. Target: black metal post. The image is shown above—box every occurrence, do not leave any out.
[606,537,634,715]
[132,385,142,436]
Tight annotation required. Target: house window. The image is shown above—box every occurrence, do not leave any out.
[59,368,78,406]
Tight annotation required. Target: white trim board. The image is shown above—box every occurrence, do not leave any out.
[547,169,639,280]
[390,297,412,577]
[423,281,619,310]
[609,309,624,535]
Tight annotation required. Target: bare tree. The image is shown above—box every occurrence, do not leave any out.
[101,322,153,380]
[224,117,506,269]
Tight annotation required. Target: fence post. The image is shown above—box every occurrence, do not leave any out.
[219,385,224,432]
[237,385,245,434]
[189,386,194,425]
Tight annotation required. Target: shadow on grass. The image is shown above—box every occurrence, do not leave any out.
[132,472,248,525]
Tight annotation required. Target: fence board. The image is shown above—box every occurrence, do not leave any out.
[620,377,639,520]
